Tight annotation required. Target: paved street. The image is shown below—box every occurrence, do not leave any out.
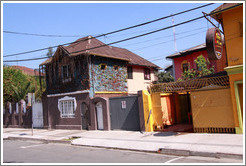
[3,140,243,163]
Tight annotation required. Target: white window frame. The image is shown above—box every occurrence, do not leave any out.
[58,96,77,118]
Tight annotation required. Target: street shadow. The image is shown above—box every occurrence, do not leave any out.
[19,133,27,136]
[4,161,23,163]
[153,132,178,137]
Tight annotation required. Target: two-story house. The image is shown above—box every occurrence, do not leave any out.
[210,3,243,134]
[166,42,227,81]
[39,36,160,130]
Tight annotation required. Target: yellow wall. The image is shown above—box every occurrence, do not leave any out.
[190,88,235,128]
[222,6,243,66]
[151,93,163,129]
[142,91,165,131]
[220,5,244,133]
[228,73,243,127]
[142,90,154,132]
[128,66,157,94]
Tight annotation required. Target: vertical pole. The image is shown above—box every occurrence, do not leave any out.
[172,16,178,52]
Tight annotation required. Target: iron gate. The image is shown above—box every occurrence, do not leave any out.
[109,96,140,131]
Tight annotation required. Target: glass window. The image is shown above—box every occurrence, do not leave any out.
[62,65,71,79]
[144,68,151,80]
[100,64,107,70]
[59,100,75,118]
[182,63,189,72]
[127,66,133,79]
[113,65,119,71]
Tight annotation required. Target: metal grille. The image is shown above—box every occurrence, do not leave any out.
[194,127,235,134]
[150,75,230,93]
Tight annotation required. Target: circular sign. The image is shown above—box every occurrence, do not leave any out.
[206,28,223,60]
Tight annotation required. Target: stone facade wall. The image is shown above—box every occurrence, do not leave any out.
[91,56,128,93]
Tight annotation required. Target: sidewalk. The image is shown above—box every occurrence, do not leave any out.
[3,128,244,159]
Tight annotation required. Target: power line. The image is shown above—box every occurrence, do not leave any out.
[68,15,206,55]
[3,3,214,58]
[4,16,207,63]
[3,31,91,38]
[3,57,48,62]
[133,29,207,52]
[120,26,207,48]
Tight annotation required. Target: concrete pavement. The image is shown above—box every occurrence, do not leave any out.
[2,128,244,160]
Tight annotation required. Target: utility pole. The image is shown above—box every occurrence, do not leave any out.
[172,16,178,52]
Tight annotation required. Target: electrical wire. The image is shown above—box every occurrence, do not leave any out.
[68,15,206,55]
[3,3,214,58]
[3,57,49,62]
[121,26,207,48]
[3,28,207,63]
[133,29,207,52]
[3,31,91,38]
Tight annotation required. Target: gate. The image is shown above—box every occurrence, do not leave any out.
[109,96,140,131]
[32,102,43,128]
[81,102,89,130]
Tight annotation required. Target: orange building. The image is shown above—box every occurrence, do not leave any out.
[210,3,244,133]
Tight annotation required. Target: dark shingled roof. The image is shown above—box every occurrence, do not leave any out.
[40,36,160,69]
[166,43,206,59]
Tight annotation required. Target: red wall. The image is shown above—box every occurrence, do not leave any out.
[173,49,227,80]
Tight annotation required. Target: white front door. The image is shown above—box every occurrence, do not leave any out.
[96,102,104,130]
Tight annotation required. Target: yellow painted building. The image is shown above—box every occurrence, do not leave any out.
[211,3,244,133]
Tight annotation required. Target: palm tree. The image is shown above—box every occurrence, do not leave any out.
[11,82,31,102]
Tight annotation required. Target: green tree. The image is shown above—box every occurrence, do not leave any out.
[180,55,215,81]
[3,66,45,104]
[3,66,31,103]
[155,71,174,83]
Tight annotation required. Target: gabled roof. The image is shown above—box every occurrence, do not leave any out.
[40,36,160,69]
[11,65,44,76]
[166,43,206,59]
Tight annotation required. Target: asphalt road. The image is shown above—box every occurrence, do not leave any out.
[3,140,243,163]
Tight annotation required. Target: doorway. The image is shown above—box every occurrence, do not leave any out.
[96,102,104,130]
[80,102,89,130]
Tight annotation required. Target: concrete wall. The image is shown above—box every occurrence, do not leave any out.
[128,66,157,94]
[43,92,90,130]
[3,100,32,128]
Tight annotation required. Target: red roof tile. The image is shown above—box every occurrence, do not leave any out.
[11,65,44,76]
[166,43,206,59]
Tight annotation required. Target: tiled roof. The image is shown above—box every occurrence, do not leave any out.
[11,65,44,76]
[166,43,206,59]
[40,36,160,69]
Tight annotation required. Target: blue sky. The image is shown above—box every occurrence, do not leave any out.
[2,2,223,69]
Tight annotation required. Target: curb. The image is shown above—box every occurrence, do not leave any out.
[158,148,243,160]
[5,137,71,144]
[71,143,157,154]
[4,136,243,160]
